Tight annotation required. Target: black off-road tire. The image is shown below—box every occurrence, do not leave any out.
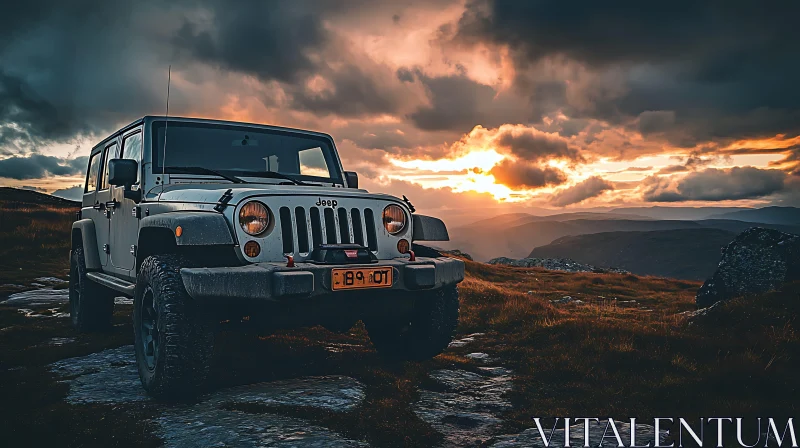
[366,285,459,361]
[133,254,214,399]
[69,247,114,332]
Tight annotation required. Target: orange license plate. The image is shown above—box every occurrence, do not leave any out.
[332,267,393,290]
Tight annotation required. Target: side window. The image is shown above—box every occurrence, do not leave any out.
[121,131,142,163]
[85,151,101,192]
[99,143,119,190]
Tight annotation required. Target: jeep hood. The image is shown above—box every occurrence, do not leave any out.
[152,183,404,206]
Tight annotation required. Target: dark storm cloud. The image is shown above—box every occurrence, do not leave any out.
[642,167,787,202]
[494,128,581,162]
[0,71,88,144]
[550,176,614,207]
[396,68,415,83]
[409,71,499,132]
[637,111,675,135]
[172,3,328,84]
[0,0,413,156]
[0,154,87,180]
[454,1,800,143]
[488,159,566,189]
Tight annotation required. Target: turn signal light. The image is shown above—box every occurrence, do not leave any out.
[175,226,183,237]
[397,238,410,254]
[243,240,261,257]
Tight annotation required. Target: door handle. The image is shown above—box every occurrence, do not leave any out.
[105,200,118,210]
[93,202,102,210]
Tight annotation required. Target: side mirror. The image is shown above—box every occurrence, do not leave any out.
[108,159,138,186]
[344,171,358,189]
[108,159,142,202]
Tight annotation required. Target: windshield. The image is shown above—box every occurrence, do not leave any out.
[152,121,342,184]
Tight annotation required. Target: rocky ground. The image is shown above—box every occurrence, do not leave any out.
[0,277,676,447]
[487,257,629,274]
[0,280,521,447]
[2,254,797,447]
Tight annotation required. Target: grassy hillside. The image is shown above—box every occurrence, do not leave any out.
[528,228,737,280]
[458,261,798,437]
[0,188,78,287]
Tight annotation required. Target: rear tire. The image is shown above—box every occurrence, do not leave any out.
[366,285,459,361]
[69,247,114,332]
[133,255,214,399]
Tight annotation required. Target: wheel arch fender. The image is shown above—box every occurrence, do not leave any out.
[71,219,102,270]
[411,214,449,242]
[139,212,235,246]
[136,212,235,270]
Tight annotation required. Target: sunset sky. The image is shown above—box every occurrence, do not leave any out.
[1,1,799,222]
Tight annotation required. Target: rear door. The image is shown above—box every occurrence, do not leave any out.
[82,148,103,264]
[110,128,143,275]
[95,141,119,267]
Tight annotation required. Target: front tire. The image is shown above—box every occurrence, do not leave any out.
[133,255,214,399]
[69,247,114,332]
[366,285,459,361]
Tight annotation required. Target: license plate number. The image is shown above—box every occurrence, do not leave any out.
[332,267,393,290]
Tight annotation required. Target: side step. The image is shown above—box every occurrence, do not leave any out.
[86,272,135,296]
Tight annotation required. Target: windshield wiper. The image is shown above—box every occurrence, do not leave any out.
[168,166,246,184]
[240,171,309,186]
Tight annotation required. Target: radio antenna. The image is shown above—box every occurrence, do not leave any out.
[161,65,171,192]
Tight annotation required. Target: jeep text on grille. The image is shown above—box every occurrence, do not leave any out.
[69,116,464,398]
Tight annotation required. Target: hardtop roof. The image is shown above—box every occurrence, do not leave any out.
[91,116,334,152]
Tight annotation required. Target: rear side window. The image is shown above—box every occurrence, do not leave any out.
[99,143,119,190]
[122,131,142,163]
[85,152,101,192]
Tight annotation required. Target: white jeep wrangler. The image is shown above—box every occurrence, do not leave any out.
[70,116,464,398]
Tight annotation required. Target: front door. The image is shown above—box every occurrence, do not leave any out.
[110,129,143,276]
[95,142,119,267]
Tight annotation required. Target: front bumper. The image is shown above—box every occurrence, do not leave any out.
[180,256,465,303]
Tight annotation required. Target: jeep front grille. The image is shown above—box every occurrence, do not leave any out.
[279,206,378,255]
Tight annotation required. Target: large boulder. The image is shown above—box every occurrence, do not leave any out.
[696,228,800,308]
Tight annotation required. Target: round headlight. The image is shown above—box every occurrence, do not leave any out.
[239,201,270,236]
[383,204,407,235]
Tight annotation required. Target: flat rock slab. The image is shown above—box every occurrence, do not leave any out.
[158,402,367,448]
[3,288,69,307]
[414,368,513,447]
[490,420,669,447]
[50,346,148,404]
[50,346,369,446]
[448,333,486,348]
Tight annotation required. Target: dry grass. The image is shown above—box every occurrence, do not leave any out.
[456,259,799,437]
[0,201,76,287]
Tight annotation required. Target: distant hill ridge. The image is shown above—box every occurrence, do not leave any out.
[706,206,800,225]
[0,187,80,208]
[528,228,744,280]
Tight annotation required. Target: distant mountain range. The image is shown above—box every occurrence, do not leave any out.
[439,206,800,280]
[705,207,800,225]
[528,228,738,280]
[608,206,752,221]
